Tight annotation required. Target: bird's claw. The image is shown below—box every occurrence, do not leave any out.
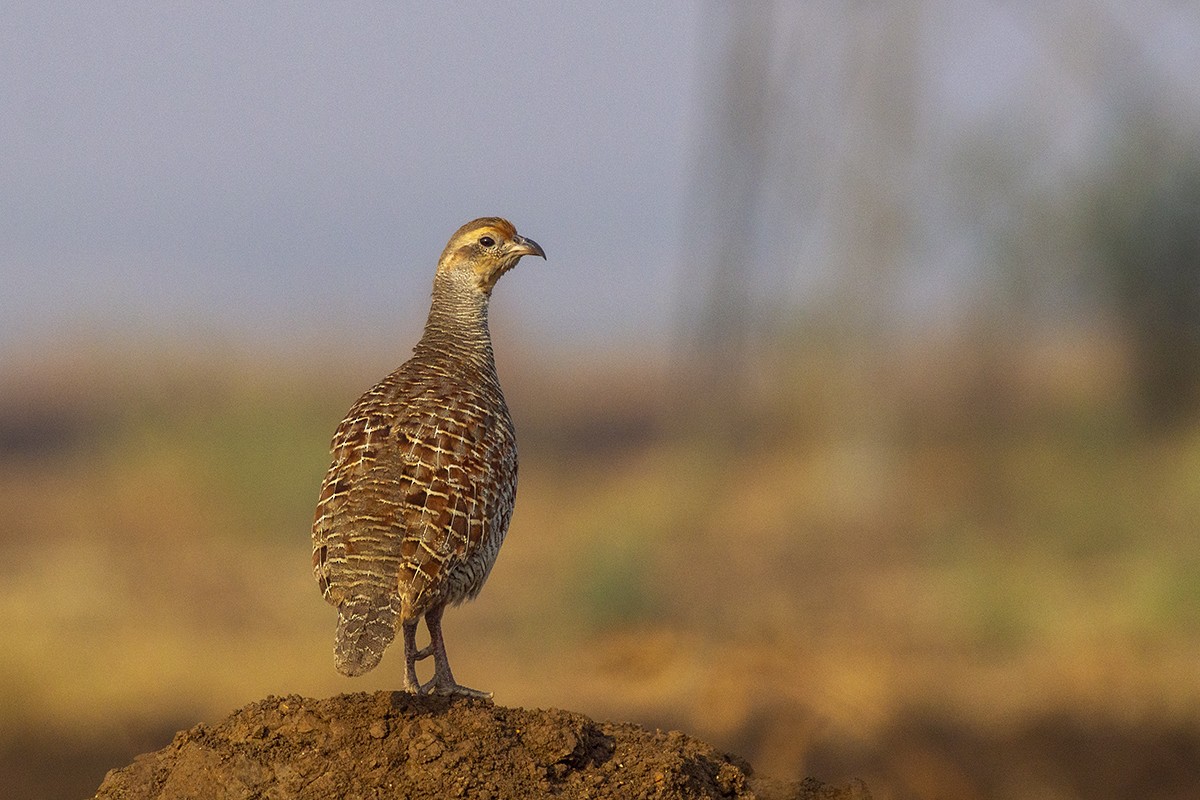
[417,678,493,699]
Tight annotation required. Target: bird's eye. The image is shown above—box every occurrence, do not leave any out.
[479,236,495,248]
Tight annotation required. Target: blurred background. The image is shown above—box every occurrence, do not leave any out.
[2,3,1199,798]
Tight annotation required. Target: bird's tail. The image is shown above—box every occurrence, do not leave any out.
[333,596,398,677]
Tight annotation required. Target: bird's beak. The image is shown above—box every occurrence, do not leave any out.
[510,234,546,260]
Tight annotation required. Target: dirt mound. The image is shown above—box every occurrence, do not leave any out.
[93,692,869,800]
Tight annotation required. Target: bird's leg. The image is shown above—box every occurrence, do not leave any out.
[418,604,492,699]
[401,617,422,693]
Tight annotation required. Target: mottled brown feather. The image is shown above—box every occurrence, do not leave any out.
[312,217,540,677]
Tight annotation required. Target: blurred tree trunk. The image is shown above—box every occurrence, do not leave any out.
[675,2,925,460]
[674,2,772,443]
[1094,161,1200,432]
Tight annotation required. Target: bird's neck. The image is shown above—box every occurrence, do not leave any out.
[414,270,496,373]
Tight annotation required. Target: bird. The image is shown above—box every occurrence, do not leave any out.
[312,217,546,697]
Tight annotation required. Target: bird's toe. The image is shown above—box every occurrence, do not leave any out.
[418,677,492,699]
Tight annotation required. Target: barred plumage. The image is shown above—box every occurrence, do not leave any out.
[312,217,545,696]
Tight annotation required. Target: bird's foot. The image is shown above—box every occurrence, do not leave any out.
[418,677,493,699]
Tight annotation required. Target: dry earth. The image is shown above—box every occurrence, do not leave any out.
[93,692,871,800]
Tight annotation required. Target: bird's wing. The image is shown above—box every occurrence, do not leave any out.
[312,387,409,607]
[387,396,501,608]
[313,367,513,615]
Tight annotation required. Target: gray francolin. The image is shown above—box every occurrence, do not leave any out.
[312,217,545,697]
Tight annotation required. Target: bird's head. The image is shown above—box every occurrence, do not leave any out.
[436,217,546,294]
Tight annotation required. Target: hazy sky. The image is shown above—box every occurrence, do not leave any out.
[1,2,700,358]
[5,3,1199,365]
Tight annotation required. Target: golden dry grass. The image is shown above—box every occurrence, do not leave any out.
[1,330,1198,799]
